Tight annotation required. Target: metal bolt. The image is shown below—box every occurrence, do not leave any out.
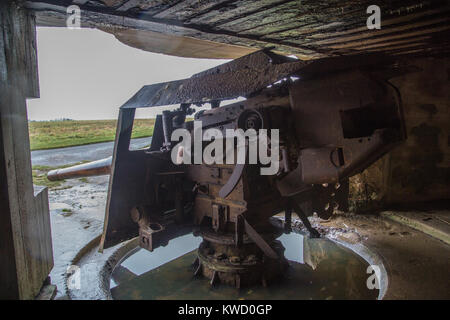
[229,256,241,264]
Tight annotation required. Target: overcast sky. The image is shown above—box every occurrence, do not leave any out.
[27,27,228,121]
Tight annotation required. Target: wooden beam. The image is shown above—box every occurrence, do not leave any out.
[315,16,450,46]
[163,0,232,21]
[307,7,450,40]
[324,24,450,49]
[0,1,53,300]
[25,1,326,58]
[117,0,140,12]
[153,0,202,19]
[187,0,289,26]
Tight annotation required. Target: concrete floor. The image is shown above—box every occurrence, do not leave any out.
[310,213,450,299]
[47,175,109,299]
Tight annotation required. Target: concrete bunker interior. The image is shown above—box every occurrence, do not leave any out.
[1,0,449,300]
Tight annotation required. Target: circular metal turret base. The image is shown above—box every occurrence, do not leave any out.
[194,238,288,288]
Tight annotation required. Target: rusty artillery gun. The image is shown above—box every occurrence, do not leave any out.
[47,157,112,181]
[48,50,408,288]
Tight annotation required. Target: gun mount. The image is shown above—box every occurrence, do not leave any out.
[50,50,407,288]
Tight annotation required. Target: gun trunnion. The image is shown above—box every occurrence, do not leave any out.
[49,50,408,288]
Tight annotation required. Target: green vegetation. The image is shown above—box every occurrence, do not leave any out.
[32,165,63,189]
[61,208,73,217]
[29,119,155,150]
[32,161,89,189]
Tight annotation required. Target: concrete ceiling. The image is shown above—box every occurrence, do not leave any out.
[25,0,450,60]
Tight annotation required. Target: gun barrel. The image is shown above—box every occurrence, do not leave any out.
[47,156,112,181]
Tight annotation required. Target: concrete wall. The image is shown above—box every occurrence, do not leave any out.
[349,56,449,212]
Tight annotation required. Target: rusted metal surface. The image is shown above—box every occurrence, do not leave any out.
[242,216,279,259]
[218,163,244,199]
[47,156,112,181]
[122,49,307,108]
[197,237,288,287]
[289,69,405,180]
[25,0,450,60]
[122,50,406,110]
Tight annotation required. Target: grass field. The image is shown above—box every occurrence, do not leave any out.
[32,162,90,189]
[28,119,155,150]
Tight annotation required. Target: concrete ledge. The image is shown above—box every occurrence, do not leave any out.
[380,211,450,245]
[310,213,450,299]
[35,284,57,300]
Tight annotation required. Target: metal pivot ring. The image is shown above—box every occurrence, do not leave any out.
[237,109,263,131]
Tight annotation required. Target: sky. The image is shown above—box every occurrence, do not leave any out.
[27,27,228,121]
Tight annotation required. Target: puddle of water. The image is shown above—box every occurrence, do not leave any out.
[278,233,304,264]
[110,231,378,300]
[110,234,202,289]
